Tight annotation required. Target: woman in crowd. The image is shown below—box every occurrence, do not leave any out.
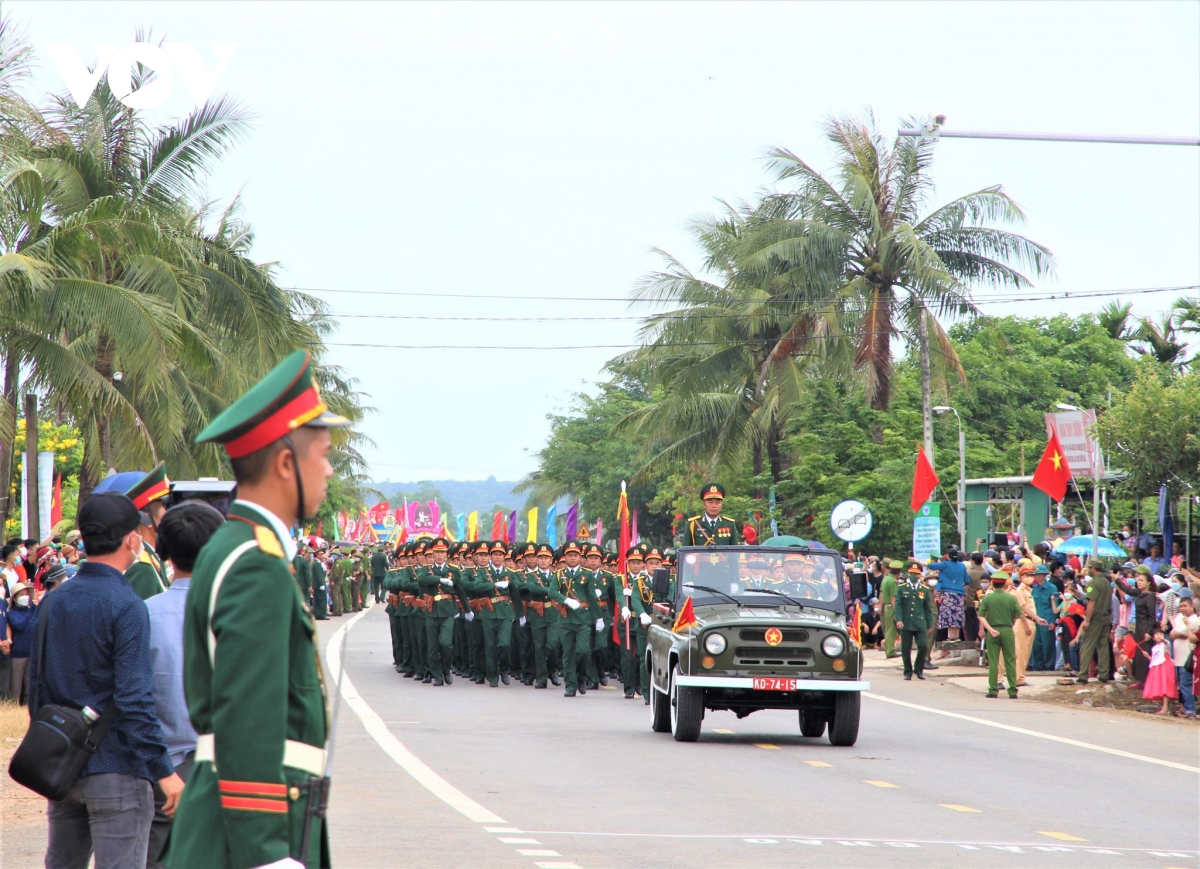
[1056,579,1085,675]
[860,598,884,648]
[927,549,967,659]
[1115,566,1159,688]
[4,581,36,704]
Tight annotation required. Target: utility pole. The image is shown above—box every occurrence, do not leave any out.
[918,307,934,467]
[25,394,40,542]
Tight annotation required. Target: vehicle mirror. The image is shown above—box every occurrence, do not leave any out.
[652,567,671,600]
[849,571,869,600]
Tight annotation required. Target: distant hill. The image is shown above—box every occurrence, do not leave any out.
[368,477,524,516]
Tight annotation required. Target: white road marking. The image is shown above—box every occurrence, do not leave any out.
[326,613,506,824]
[518,850,561,857]
[534,863,580,869]
[499,838,541,844]
[866,693,1200,774]
[485,826,523,833]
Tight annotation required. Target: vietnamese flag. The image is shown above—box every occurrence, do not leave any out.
[911,444,939,513]
[491,511,504,541]
[672,596,699,633]
[1031,428,1072,502]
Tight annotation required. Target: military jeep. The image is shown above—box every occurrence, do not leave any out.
[646,544,868,744]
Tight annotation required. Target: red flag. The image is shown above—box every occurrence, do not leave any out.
[617,487,631,574]
[911,444,939,512]
[51,473,63,526]
[672,596,699,633]
[1031,428,1072,502]
[315,519,322,537]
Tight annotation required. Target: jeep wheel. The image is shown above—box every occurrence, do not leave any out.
[649,671,671,733]
[798,710,826,738]
[669,665,703,742]
[827,692,861,746]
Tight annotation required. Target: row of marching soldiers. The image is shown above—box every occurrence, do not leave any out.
[382,537,675,700]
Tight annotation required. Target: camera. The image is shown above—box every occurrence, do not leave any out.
[167,478,237,517]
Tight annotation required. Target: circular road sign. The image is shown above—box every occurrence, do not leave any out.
[830,499,873,543]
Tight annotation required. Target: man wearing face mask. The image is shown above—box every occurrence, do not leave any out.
[167,349,347,869]
[27,491,183,869]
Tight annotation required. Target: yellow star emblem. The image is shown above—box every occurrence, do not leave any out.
[1050,451,1063,470]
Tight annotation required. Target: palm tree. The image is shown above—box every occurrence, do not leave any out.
[1131,311,1187,369]
[1098,300,1134,341]
[739,113,1056,417]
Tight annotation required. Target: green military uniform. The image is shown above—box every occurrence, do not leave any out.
[126,541,170,600]
[400,542,430,680]
[327,555,345,616]
[879,561,902,658]
[310,555,328,620]
[549,542,598,697]
[347,551,363,613]
[416,539,464,685]
[521,543,562,689]
[624,548,655,704]
[685,482,741,546]
[461,542,518,686]
[370,548,388,604]
[512,543,537,684]
[168,347,348,869]
[293,550,311,598]
[1076,568,1113,683]
[895,567,934,678]
[585,543,617,684]
[977,572,1023,697]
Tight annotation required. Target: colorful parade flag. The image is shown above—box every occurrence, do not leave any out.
[506,510,517,544]
[467,511,479,542]
[546,504,558,548]
[456,513,467,541]
[617,483,631,575]
[631,509,639,546]
[492,511,504,540]
[565,501,579,541]
[911,444,939,513]
[594,517,603,546]
[526,507,538,542]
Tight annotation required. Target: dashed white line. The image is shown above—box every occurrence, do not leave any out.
[499,838,541,844]
[518,850,561,857]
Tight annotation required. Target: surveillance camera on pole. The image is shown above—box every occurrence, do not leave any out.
[921,113,946,142]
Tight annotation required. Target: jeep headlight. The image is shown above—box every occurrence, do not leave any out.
[704,633,727,655]
[821,634,845,657]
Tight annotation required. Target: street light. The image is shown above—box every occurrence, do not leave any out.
[1055,402,1079,411]
[898,116,1200,147]
[933,406,966,551]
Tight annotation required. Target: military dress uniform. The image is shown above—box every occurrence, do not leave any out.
[879,561,902,657]
[416,539,464,686]
[685,483,742,547]
[327,556,345,617]
[895,565,934,678]
[168,348,348,869]
[310,555,329,620]
[124,462,172,599]
[370,547,388,604]
[461,542,518,687]
[549,543,597,697]
[625,547,656,704]
[521,543,562,689]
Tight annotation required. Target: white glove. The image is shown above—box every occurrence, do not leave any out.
[496,580,509,590]
[594,588,604,599]
[453,613,461,619]
[621,606,631,620]
[465,611,474,621]
[639,612,652,627]
[565,598,580,611]
[440,577,454,587]
[595,618,605,632]
[623,586,633,597]
[253,859,305,869]
[519,617,527,627]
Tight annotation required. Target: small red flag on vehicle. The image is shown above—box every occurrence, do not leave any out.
[911,444,939,512]
[672,596,699,633]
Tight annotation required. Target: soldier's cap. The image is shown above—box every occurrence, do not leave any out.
[413,539,429,553]
[700,482,725,501]
[644,546,664,562]
[428,537,449,553]
[468,541,486,555]
[990,570,1011,582]
[489,540,508,555]
[625,545,645,561]
[519,542,538,558]
[584,543,604,558]
[906,563,923,574]
[78,492,142,549]
[887,559,905,570]
[562,541,583,556]
[1134,564,1152,576]
[664,550,676,566]
[124,462,171,510]
[195,349,349,457]
[784,552,806,564]
[535,543,555,558]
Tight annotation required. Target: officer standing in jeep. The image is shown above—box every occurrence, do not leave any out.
[685,483,741,546]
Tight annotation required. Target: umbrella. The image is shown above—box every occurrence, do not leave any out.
[1053,535,1126,558]
[92,471,148,495]
[761,535,820,548]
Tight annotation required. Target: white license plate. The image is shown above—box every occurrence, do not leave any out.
[752,677,797,691]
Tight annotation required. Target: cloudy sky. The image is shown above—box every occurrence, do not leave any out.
[15,1,1200,481]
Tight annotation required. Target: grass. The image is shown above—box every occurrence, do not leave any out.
[0,698,30,743]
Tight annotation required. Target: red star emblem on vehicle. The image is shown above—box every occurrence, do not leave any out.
[764,627,783,646]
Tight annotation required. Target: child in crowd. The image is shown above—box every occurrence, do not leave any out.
[1142,626,1177,715]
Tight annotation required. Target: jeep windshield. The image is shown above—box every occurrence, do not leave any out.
[677,547,844,612]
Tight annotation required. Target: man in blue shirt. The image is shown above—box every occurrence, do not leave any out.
[27,492,183,869]
[145,501,225,869]
[1028,565,1061,671]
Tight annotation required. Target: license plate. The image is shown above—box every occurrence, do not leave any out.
[752,677,797,691]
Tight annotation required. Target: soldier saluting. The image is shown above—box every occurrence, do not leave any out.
[168,348,348,869]
[685,483,741,547]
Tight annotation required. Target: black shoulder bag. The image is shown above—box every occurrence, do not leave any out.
[8,589,120,801]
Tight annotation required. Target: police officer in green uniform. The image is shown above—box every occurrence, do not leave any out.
[1075,562,1113,684]
[685,483,742,547]
[124,462,172,599]
[895,563,935,680]
[293,544,311,599]
[977,570,1023,698]
[168,348,347,869]
[310,550,329,620]
[521,542,562,688]
[879,559,902,658]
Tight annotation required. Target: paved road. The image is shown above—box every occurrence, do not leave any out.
[323,608,1199,869]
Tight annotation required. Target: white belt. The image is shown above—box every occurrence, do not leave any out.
[195,734,327,777]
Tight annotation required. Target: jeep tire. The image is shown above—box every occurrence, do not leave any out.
[650,673,671,733]
[799,710,826,738]
[827,692,861,746]
[670,665,703,742]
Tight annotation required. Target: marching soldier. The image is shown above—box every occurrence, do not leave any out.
[124,461,172,599]
[168,348,346,868]
[585,543,617,685]
[522,542,562,689]
[462,541,518,686]
[401,540,431,681]
[512,542,536,684]
[685,483,741,547]
[621,545,655,704]
[383,549,405,671]
[416,538,464,686]
[895,563,935,680]
[549,541,600,697]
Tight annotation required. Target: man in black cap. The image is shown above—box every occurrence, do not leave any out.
[685,483,741,546]
[28,492,183,869]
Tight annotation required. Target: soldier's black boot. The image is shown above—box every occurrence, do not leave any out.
[501,673,511,685]
[421,674,432,683]
[563,689,576,697]
[444,671,453,685]
[550,672,562,687]
[431,677,444,686]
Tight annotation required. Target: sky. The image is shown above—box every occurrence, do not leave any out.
[12,1,1200,482]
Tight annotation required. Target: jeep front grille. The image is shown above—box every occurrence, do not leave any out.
[738,629,809,643]
[733,646,814,666]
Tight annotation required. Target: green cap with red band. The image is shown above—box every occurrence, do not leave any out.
[125,461,170,510]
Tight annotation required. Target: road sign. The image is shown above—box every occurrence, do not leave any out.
[830,500,873,543]
[912,502,941,559]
